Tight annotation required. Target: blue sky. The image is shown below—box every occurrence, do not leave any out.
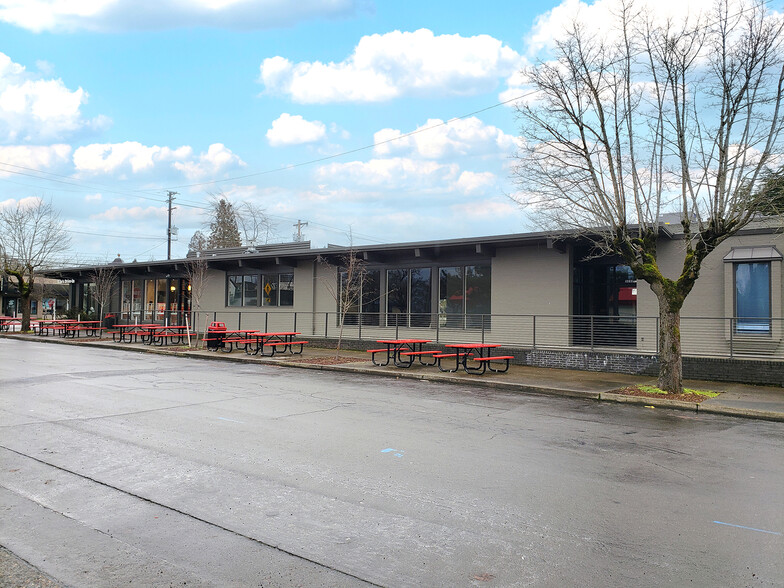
[0,0,720,263]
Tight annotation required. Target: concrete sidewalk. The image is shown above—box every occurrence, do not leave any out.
[4,333,784,422]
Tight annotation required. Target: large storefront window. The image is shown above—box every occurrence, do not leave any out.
[735,262,770,332]
[120,278,189,323]
[362,270,380,325]
[279,273,294,306]
[572,257,637,346]
[227,273,295,307]
[387,268,432,326]
[227,275,243,307]
[244,275,258,307]
[438,265,490,328]
[132,280,143,316]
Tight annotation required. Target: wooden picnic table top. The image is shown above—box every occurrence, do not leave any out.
[377,339,432,344]
[444,343,501,349]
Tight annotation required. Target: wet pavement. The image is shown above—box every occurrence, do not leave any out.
[5,331,782,422]
[1,337,782,587]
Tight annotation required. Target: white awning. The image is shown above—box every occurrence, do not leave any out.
[723,246,783,262]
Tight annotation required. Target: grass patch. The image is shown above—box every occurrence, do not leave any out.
[637,384,720,398]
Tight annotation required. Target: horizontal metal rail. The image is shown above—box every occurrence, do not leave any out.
[113,310,784,361]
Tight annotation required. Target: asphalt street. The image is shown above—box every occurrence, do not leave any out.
[0,338,782,587]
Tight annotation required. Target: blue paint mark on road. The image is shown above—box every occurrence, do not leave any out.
[217,417,244,424]
[381,448,404,458]
[713,521,781,535]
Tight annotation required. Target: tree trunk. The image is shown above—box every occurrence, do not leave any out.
[20,292,31,332]
[656,300,683,394]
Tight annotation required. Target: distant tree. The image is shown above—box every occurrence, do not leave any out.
[188,230,208,253]
[90,265,120,337]
[184,257,210,347]
[236,201,276,245]
[511,0,784,393]
[754,168,784,215]
[206,196,241,248]
[0,199,71,331]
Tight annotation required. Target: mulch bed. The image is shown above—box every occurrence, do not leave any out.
[614,385,713,403]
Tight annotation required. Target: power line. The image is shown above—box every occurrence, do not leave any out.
[166,93,530,191]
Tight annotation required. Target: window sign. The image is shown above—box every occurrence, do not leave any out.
[261,274,278,306]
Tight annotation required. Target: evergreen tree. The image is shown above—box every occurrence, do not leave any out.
[754,168,784,216]
[207,199,241,248]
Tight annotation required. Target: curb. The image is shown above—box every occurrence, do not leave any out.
[3,333,782,422]
[599,392,700,411]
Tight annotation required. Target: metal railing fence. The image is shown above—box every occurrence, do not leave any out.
[111,310,784,361]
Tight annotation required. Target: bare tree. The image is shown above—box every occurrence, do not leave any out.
[512,0,784,393]
[90,265,120,337]
[204,193,276,248]
[0,199,71,331]
[184,257,210,347]
[236,201,276,245]
[317,246,368,360]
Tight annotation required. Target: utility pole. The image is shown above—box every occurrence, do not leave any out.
[166,191,178,259]
[293,219,308,242]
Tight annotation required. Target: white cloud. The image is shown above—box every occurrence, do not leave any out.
[74,141,179,174]
[0,52,107,143]
[0,195,42,210]
[527,0,748,56]
[73,141,243,179]
[259,29,523,103]
[0,144,71,176]
[315,157,460,190]
[374,117,517,159]
[266,113,326,146]
[453,171,496,194]
[84,193,102,201]
[0,0,360,32]
[172,143,245,179]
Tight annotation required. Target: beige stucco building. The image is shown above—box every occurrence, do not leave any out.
[48,219,784,367]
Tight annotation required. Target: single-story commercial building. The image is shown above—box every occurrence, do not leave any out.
[46,218,784,382]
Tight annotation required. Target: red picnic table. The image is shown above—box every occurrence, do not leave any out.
[0,316,21,332]
[36,319,77,336]
[369,339,436,368]
[61,320,103,338]
[204,329,259,353]
[437,343,514,374]
[241,332,308,356]
[111,323,159,343]
[141,325,190,346]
